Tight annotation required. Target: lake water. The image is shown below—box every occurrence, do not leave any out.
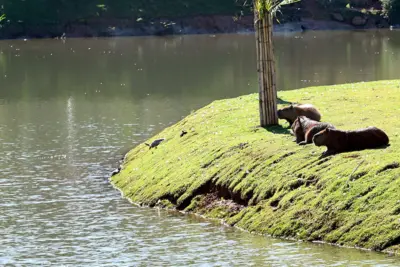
[1,30,400,266]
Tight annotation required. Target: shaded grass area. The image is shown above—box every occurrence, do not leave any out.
[111,80,400,252]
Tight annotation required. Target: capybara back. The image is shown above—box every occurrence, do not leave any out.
[278,104,321,126]
[313,127,389,156]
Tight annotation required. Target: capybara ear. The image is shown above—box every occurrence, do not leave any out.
[289,104,293,109]
[326,128,331,132]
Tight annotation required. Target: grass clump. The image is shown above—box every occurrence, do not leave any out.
[111,80,400,252]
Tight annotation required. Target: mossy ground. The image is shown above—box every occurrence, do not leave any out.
[111,80,400,253]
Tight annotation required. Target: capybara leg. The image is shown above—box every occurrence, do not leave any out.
[296,137,304,144]
[305,134,314,144]
[322,149,336,157]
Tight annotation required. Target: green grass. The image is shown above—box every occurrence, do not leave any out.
[111,80,400,253]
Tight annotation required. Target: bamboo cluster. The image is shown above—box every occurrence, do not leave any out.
[254,7,278,126]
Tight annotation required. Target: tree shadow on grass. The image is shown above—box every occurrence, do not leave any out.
[262,124,291,135]
[277,98,292,105]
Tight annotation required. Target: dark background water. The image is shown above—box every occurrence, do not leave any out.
[1,31,400,266]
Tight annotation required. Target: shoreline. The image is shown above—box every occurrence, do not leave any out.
[110,177,396,256]
[0,14,391,40]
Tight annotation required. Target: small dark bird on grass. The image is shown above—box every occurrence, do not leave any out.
[145,138,165,149]
[111,166,121,177]
[180,130,188,137]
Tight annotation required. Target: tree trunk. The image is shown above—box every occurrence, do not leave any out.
[254,9,278,126]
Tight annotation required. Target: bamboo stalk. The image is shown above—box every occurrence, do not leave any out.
[265,15,271,124]
[254,16,262,124]
[267,13,273,123]
[264,13,272,123]
[271,15,278,124]
[261,17,266,125]
[260,19,265,126]
[266,12,278,124]
[254,16,264,124]
[255,7,266,126]
[254,1,279,126]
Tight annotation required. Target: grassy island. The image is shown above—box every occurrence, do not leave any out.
[111,80,400,253]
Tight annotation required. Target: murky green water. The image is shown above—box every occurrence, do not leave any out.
[1,30,400,266]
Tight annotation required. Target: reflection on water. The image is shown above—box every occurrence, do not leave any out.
[274,30,400,90]
[1,31,400,266]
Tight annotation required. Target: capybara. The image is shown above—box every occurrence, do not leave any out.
[291,116,335,145]
[278,104,321,126]
[313,127,389,156]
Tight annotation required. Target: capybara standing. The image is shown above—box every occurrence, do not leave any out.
[291,116,335,145]
[278,104,321,126]
[313,127,389,156]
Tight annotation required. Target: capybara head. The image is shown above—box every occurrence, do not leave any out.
[291,116,304,134]
[312,128,332,146]
[277,104,294,119]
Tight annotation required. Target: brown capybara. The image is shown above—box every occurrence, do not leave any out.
[313,127,389,157]
[291,116,335,145]
[278,104,321,126]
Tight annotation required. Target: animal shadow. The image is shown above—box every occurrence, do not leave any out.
[318,144,391,159]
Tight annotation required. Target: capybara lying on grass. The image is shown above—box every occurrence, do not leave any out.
[278,104,321,126]
[291,116,335,145]
[313,127,389,156]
